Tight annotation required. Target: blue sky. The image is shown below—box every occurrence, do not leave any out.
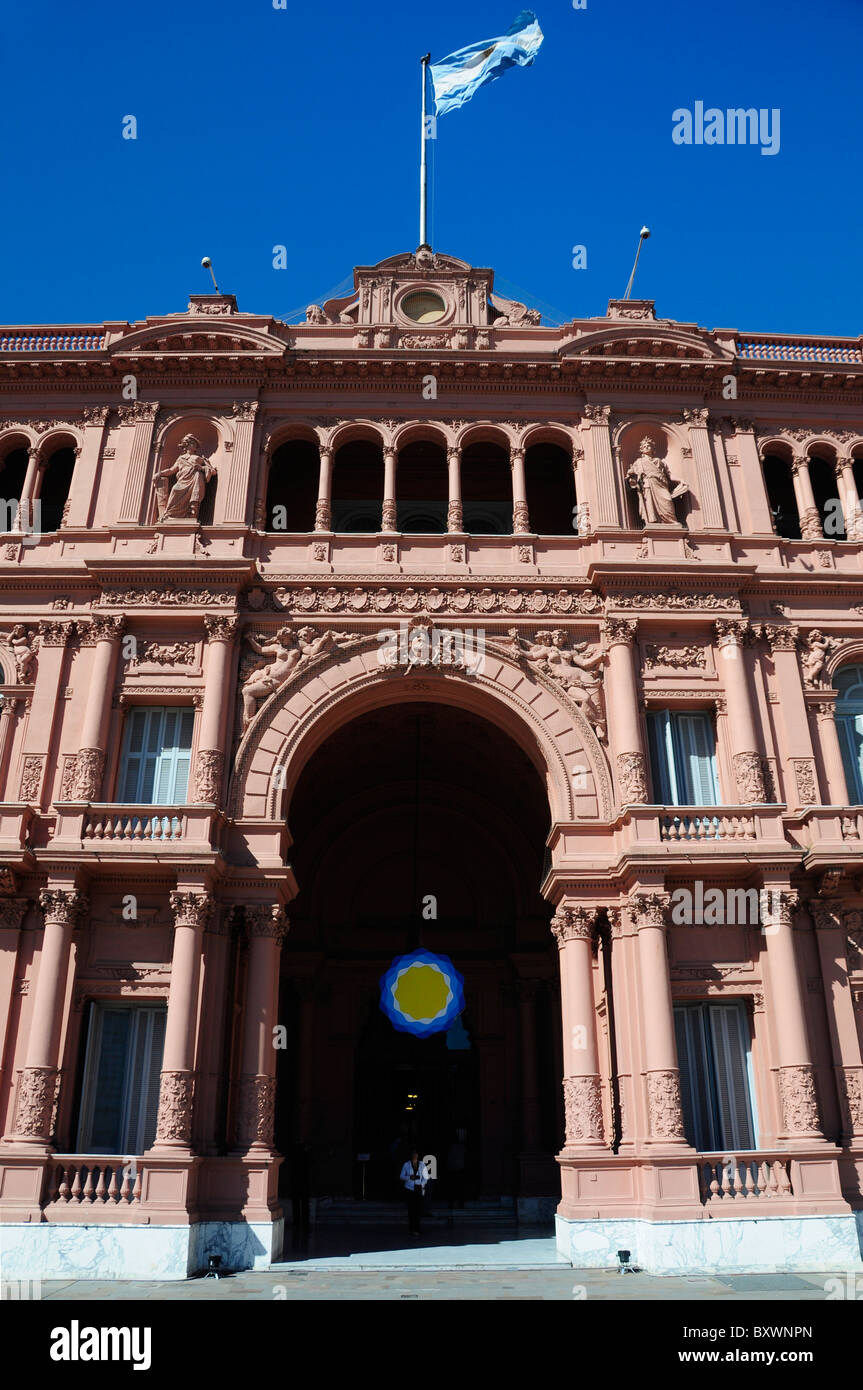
[1,0,860,335]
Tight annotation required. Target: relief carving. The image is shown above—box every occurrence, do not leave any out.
[13,1065,59,1139]
[504,628,605,739]
[777,1064,820,1134]
[616,751,648,804]
[154,1069,195,1144]
[73,747,104,801]
[563,1075,604,1144]
[646,1069,686,1139]
[8,624,38,682]
[235,1074,277,1148]
[193,750,224,804]
[732,751,767,803]
[241,624,357,728]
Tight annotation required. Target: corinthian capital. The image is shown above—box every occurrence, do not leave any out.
[246,902,289,941]
[601,617,638,647]
[90,614,127,644]
[714,618,749,648]
[551,905,596,945]
[203,614,239,643]
[39,887,88,927]
[169,890,212,930]
[627,891,669,930]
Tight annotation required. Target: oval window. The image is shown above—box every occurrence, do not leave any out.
[400,291,446,324]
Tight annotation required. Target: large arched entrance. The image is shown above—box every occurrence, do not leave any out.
[274,701,563,1216]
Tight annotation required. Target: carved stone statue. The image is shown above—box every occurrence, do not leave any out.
[153,435,215,521]
[305,305,327,324]
[626,437,687,526]
[506,627,606,739]
[801,629,835,686]
[9,624,37,683]
[241,626,304,727]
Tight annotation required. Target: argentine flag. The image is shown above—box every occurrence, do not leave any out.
[429,11,544,118]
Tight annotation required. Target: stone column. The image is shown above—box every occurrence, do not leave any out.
[811,699,850,805]
[382,445,397,532]
[790,453,823,540]
[601,618,648,804]
[116,402,160,525]
[152,889,211,1150]
[193,906,234,1154]
[221,401,259,524]
[811,900,863,1143]
[630,890,688,1147]
[14,446,42,530]
[682,408,725,528]
[17,621,73,807]
[762,887,824,1141]
[234,902,288,1152]
[582,404,620,526]
[715,619,766,803]
[835,455,862,539]
[510,443,530,534]
[730,419,775,534]
[551,906,604,1149]
[0,696,22,801]
[0,895,30,1113]
[192,616,238,805]
[516,979,541,1151]
[7,887,86,1145]
[315,445,334,531]
[763,625,819,807]
[65,407,110,528]
[74,615,126,801]
[446,445,463,533]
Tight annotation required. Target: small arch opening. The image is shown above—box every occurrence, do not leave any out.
[525,443,575,535]
[396,440,447,533]
[762,454,800,539]
[461,441,511,535]
[39,447,76,532]
[332,440,384,533]
[266,440,319,532]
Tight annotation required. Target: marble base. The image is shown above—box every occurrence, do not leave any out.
[556,1213,863,1275]
[0,1219,284,1281]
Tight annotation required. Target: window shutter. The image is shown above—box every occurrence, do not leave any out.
[119,709,149,802]
[152,708,194,803]
[674,1006,714,1150]
[674,713,720,806]
[141,1010,167,1152]
[87,1008,131,1152]
[836,714,863,802]
[708,1003,755,1151]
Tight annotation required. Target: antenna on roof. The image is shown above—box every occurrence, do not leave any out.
[201,256,220,294]
[622,227,651,300]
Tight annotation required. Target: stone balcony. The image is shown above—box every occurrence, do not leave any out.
[46,802,226,864]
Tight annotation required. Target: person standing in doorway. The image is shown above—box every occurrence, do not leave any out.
[400,1149,427,1237]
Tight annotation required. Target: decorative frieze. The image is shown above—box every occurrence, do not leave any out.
[265,582,603,617]
[644,643,706,671]
[19,756,44,802]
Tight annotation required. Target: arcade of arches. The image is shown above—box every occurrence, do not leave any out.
[275,702,563,1208]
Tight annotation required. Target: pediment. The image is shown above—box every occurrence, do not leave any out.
[558,324,731,362]
[107,321,288,357]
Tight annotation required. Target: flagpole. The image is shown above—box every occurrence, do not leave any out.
[420,53,431,246]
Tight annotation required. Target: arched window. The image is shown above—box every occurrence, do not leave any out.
[396,440,447,533]
[265,440,319,532]
[461,441,511,534]
[809,455,844,539]
[39,446,76,532]
[331,440,383,532]
[0,447,28,530]
[835,665,863,802]
[762,454,800,539]
[525,443,575,535]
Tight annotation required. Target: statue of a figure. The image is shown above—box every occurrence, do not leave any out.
[9,624,37,683]
[241,625,303,727]
[153,436,215,521]
[305,304,327,324]
[507,627,606,738]
[626,437,686,526]
[801,629,835,685]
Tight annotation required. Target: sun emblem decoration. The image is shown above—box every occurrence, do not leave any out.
[379,949,465,1037]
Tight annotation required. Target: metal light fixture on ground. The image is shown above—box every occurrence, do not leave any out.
[379,949,465,1037]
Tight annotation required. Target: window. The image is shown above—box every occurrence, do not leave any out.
[77,1003,166,1154]
[674,1001,756,1151]
[646,709,720,805]
[835,665,863,802]
[118,706,194,804]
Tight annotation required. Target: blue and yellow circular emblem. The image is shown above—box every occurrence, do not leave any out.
[379,949,465,1037]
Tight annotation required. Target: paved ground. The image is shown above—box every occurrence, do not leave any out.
[30,1229,847,1300]
[37,1268,841,1300]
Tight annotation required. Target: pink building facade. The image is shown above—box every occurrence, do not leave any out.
[1,248,863,1277]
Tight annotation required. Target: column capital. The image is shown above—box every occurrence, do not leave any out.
[601,616,638,647]
[447,444,461,463]
[583,403,611,424]
[714,617,750,647]
[551,905,596,945]
[627,890,670,931]
[169,890,212,930]
[810,899,843,933]
[88,613,127,644]
[246,902,288,941]
[762,622,799,652]
[37,619,74,648]
[39,887,88,928]
[203,614,239,643]
[682,407,710,426]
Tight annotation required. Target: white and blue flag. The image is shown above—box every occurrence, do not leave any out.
[429,11,544,118]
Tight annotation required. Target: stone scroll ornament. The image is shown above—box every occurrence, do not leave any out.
[625,437,689,526]
[240,624,357,729]
[152,435,215,521]
[504,628,606,740]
